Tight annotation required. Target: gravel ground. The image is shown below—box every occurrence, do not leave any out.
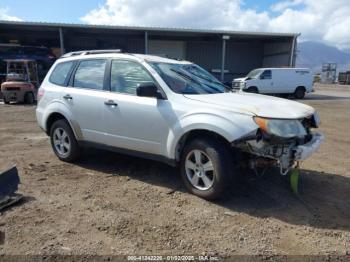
[0,85,349,258]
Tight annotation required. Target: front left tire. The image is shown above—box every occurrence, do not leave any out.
[50,119,81,162]
[180,137,234,200]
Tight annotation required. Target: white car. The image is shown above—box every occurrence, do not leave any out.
[232,68,313,99]
[36,51,324,199]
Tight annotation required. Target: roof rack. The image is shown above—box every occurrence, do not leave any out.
[61,49,122,58]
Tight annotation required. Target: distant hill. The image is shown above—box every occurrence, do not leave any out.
[296,41,350,73]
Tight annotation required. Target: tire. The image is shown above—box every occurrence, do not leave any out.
[245,87,258,93]
[180,137,233,200]
[294,87,305,99]
[50,119,80,162]
[3,97,10,104]
[24,92,35,104]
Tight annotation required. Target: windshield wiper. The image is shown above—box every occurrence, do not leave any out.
[171,68,230,93]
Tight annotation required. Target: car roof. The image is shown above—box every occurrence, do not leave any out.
[58,51,192,65]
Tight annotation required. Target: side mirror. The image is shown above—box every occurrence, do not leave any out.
[136,82,164,99]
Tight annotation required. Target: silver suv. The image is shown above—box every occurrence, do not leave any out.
[36,50,324,199]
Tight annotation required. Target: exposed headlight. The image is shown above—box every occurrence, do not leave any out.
[240,82,246,89]
[254,117,307,138]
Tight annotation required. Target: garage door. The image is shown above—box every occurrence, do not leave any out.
[149,40,185,60]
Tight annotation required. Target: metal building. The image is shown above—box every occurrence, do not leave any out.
[0,20,299,83]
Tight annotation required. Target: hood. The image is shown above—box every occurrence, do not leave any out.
[233,77,246,82]
[184,92,315,119]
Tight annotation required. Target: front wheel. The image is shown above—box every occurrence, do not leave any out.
[50,119,81,162]
[245,87,258,93]
[3,97,10,104]
[180,138,233,200]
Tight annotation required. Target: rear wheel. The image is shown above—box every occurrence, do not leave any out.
[50,119,80,162]
[24,92,35,104]
[180,138,233,200]
[294,87,305,99]
[246,87,258,93]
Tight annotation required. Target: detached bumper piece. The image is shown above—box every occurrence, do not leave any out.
[0,166,22,211]
[294,132,324,161]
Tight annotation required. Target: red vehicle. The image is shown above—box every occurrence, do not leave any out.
[1,59,39,104]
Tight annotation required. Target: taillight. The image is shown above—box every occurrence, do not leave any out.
[37,88,45,102]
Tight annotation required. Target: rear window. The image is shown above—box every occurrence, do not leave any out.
[73,59,106,90]
[49,61,74,86]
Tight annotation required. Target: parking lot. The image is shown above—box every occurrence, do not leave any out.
[0,84,349,257]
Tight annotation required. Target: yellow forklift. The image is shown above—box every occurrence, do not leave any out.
[1,59,39,104]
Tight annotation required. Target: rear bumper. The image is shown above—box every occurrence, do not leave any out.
[35,107,46,132]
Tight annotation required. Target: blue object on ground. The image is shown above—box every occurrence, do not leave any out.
[0,166,20,198]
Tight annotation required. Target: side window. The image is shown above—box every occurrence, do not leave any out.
[49,61,74,86]
[73,59,106,90]
[261,70,272,80]
[110,60,154,95]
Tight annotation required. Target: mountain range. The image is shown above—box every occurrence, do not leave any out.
[296,41,350,73]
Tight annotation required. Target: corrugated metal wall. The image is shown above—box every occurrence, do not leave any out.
[186,41,264,82]
[262,42,292,67]
[149,40,186,59]
[68,36,144,53]
[226,42,263,78]
[186,41,222,69]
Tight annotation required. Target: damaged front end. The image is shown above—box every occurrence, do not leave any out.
[233,113,324,176]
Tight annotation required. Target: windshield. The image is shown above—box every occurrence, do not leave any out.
[148,62,228,94]
[246,69,263,79]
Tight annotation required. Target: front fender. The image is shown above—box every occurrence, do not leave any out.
[40,100,83,140]
[166,112,257,159]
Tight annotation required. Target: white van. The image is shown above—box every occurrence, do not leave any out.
[232,68,313,99]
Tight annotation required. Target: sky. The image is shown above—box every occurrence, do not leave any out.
[1,0,350,52]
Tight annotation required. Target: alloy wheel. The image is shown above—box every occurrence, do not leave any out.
[185,149,215,190]
[53,127,71,157]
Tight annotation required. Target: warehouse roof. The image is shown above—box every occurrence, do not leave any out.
[0,20,299,38]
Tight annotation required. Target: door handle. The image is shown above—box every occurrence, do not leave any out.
[63,94,73,100]
[104,100,118,106]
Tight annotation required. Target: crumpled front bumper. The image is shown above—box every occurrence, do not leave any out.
[294,132,324,161]
[233,130,325,175]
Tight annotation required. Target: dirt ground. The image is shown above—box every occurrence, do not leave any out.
[0,84,349,258]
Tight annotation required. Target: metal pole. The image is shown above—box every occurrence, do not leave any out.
[221,38,226,83]
[290,34,299,67]
[144,31,148,54]
[59,27,65,56]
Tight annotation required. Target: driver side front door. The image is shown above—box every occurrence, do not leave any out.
[259,70,273,93]
[103,59,172,156]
